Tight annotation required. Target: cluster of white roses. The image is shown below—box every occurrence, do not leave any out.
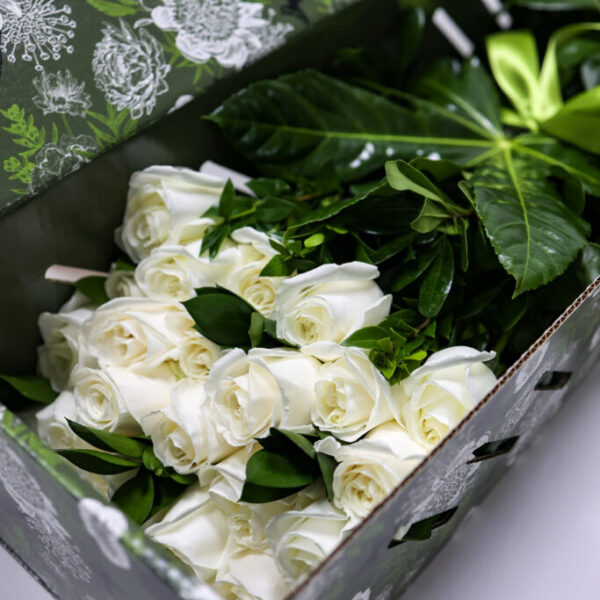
[35,166,498,600]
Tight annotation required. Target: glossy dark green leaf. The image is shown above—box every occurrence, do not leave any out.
[209,70,496,183]
[75,276,109,306]
[200,223,232,259]
[66,420,147,458]
[142,446,164,474]
[245,450,318,489]
[0,374,57,404]
[317,452,337,503]
[392,243,439,292]
[183,287,255,347]
[472,153,589,295]
[112,469,154,525]
[410,199,450,233]
[240,482,305,503]
[218,179,237,218]
[57,449,138,474]
[247,178,291,197]
[148,477,188,520]
[418,237,454,317]
[259,428,317,459]
[355,232,417,264]
[257,197,297,222]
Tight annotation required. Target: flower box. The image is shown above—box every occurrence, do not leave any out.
[0,1,599,599]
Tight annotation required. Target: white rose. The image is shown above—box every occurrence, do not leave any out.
[265,499,350,584]
[146,484,230,582]
[135,245,236,302]
[219,227,283,315]
[215,544,290,600]
[205,348,320,447]
[315,422,425,523]
[86,298,194,371]
[200,445,292,552]
[143,378,235,474]
[38,307,95,391]
[393,346,497,449]
[72,365,173,432]
[307,342,393,442]
[275,262,392,347]
[105,269,144,299]
[178,330,222,380]
[116,166,224,262]
[37,391,90,449]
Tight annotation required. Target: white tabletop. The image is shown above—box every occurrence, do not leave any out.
[2,366,600,600]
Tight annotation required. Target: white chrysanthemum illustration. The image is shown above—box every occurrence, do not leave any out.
[28,134,96,193]
[247,7,294,63]
[92,20,170,120]
[150,0,294,69]
[32,69,92,117]
[0,0,76,71]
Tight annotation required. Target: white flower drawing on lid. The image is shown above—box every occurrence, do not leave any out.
[150,0,294,69]
[28,133,96,193]
[0,0,76,71]
[32,69,92,117]
[92,20,170,119]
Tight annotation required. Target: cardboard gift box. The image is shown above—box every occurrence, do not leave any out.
[0,1,599,599]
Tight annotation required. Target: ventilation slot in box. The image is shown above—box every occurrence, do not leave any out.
[467,436,519,464]
[534,370,572,390]
[388,507,458,548]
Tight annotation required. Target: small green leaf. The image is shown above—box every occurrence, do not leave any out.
[142,446,164,474]
[57,449,139,474]
[218,179,237,218]
[342,326,391,349]
[0,375,57,404]
[66,420,148,458]
[245,450,318,489]
[260,254,292,277]
[112,469,154,525]
[257,197,297,223]
[249,312,265,348]
[259,428,317,459]
[392,243,439,292]
[304,233,325,248]
[183,287,256,347]
[148,477,187,519]
[317,452,337,502]
[75,276,109,306]
[247,178,291,197]
[418,237,454,317]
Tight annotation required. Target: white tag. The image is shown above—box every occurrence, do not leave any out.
[45,265,108,284]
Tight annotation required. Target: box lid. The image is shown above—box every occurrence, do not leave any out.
[0,0,354,213]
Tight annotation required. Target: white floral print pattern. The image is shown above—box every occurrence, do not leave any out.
[0,435,91,582]
[32,69,92,116]
[0,0,76,71]
[92,20,170,119]
[150,0,294,69]
[28,133,96,193]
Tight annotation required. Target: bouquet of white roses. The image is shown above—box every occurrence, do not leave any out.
[2,18,600,600]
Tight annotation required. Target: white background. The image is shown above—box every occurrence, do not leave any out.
[2,367,600,599]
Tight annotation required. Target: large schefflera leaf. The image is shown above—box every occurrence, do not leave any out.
[209,69,496,182]
[472,153,589,295]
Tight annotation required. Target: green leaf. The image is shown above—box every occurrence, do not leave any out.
[66,420,148,458]
[112,469,154,525]
[260,254,292,277]
[86,0,140,18]
[209,70,496,183]
[418,237,454,317]
[142,446,164,474]
[245,450,318,489]
[392,243,439,292]
[183,287,256,347]
[385,159,453,206]
[259,428,317,459]
[115,257,136,272]
[57,449,139,474]
[200,223,232,259]
[410,199,450,233]
[342,326,391,349]
[75,276,109,306]
[0,375,57,404]
[247,178,291,197]
[304,233,325,248]
[249,311,265,347]
[317,452,337,503]
[257,197,297,222]
[148,478,187,520]
[240,482,305,503]
[218,179,238,218]
[472,152,589,295]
